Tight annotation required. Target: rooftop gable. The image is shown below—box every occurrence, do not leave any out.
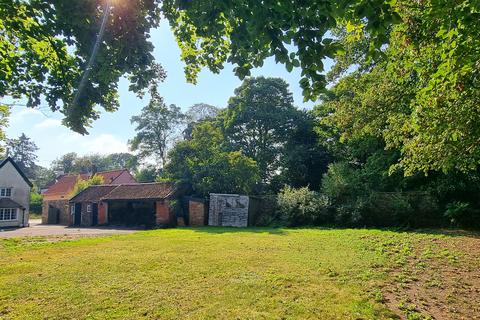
[44,169,135,197]
[0,157,33,187]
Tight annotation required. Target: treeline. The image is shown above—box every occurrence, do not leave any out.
[152,76,480,229]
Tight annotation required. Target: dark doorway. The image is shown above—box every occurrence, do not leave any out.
[92,203,98,225]
[47,205,60,224]
[107,201,156,227]
[74,203,82,226]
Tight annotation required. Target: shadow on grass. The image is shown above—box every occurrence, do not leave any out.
[183,226,287,235]
[183,225,480,238]
[400,228,480,239]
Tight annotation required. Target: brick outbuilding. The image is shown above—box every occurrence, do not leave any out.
[42,169,136,225]
[69,182,179,228]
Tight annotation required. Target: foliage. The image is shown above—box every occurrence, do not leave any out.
[277,186,331,226]
[69,174,104,198]
[162,0,399,101]
[0,105,9,154]
[31,165,56,190]
[1,0,165,134]
[320,160,445,227]
[130,86,185,168]
[185,103,220,123]
[51,152,78,174]
[51,152,138,174]
[274,111,331,191]
[5,133,39,177]
[222,77,299,182]
[135,165,159,183]
[316,0,480,175]
[444,201,480,229]
[165,121,260,196]
[29,190,43,215]
[183,103,220,140]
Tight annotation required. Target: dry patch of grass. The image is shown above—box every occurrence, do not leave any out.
[0,227,479,319]
[370,231,480,319]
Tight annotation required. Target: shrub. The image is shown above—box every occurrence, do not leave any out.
[444,201,480,228]
[30,191,43,215]
[277,186,331,226]
[70,174,104,198]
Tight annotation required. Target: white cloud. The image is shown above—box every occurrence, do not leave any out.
[80,134,129,154]
[33,118,62,130]
[8,108,43,125]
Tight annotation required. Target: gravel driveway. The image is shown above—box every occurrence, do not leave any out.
[0,220,139,239]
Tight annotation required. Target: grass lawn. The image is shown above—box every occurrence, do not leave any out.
[28,213,42,220]
[1,228,479,319]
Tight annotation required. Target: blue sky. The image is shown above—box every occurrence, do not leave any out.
[7,20,327,168]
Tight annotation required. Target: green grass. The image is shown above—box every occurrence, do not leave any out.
[28,213,42,220]
[0,227,478,319]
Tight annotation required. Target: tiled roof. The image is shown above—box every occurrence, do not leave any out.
[69,185,118,203]
[0,198,24,209]
[44,169,133,196]
[101,183,177,201]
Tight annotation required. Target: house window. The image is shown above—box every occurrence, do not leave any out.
[0,208,17,221]
[87,204,91,213]
[0,188,12,197]
[71,205,75,215]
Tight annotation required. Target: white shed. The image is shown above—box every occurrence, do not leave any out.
[0,157,32,228]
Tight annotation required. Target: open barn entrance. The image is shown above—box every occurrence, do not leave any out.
[107,200,156,227]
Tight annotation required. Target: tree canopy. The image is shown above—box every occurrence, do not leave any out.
[1,0,165,134]
[5,133,39,177]
[165,121,260,196]
[222,77,299,182]
[129,87,185,168]
[51,152,138,174]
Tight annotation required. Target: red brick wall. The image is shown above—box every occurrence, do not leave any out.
[189,200,205,226]
[156,200,172,226]
[98,202,107,225]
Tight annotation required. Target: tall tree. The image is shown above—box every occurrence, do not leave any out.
[104,153,139,172]
[222,77,299,182]
[275,111,331,191]
[129,86,185,168]
[185,103,220,123]
[51,152,79,174]
[5,133,39,177]
[183,103,220,140]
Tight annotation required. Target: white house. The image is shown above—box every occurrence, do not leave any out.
[0,157,32,228]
